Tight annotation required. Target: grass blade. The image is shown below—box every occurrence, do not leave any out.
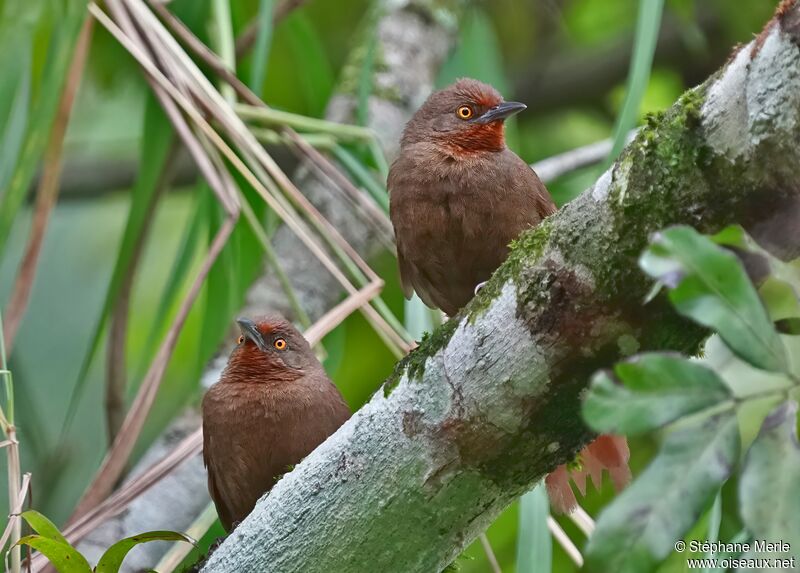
[517,483,552,573]
[606,0,664,163]
[249,0,275,97]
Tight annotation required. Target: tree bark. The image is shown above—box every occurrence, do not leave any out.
[202,4,800,572]
[76,1,461,569]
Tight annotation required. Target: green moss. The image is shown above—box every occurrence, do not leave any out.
[382,318,461,397]
[465,219,555,322]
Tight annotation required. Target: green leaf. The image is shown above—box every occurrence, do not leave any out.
[95,531,195,573]
[248,0,275,98]
[0,4,84,260]
[14,536,91,573]
[640,226,787,374]
[713,224,800,303]
[515,483,551,573]
[19,510,69,545]
[584,353,731,435]
[607,0,665,162]
[585,413,740,573]
[0,41,31,192]
[284,12,333,117]
[739,400,800,557]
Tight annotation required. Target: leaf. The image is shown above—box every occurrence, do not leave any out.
[583,353,731,435]
[713,225,800,300]
[739,400,800,556]
[515,483,551,573]
[0,4,84,260]
[284,12,333,117]
[14,536,91,573]
[607,0,665,162]
[248,0,275,98]
[95,531,195,573]
[640,226,787,374]
[585,413,740,573]
[19,510,69,545]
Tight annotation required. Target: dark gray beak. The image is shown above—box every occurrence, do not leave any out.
[236,317,267,351]
[474,101,527,124]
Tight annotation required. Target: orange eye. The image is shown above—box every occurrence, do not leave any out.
[456,105,473,119]
[237,335,245,344]
[274,338,287,350]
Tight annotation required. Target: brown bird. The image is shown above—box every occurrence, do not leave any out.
[388,78,628,512]
[202,315,351,531]
[388,77,556,316]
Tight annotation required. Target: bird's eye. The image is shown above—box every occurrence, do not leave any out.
[274,338,287,350]
[456,105,473,120]
[237,335,245,344]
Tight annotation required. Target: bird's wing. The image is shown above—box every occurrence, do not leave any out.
[202,421,235,531]
[395,238,415,300]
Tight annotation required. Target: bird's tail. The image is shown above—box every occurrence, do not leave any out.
[545,434,630,514]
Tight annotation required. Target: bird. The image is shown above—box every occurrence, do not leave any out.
[202,315,351,531]
[388,77,556,316]
[388,78,628,513]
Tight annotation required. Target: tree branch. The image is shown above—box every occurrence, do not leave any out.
[202,4,800,571]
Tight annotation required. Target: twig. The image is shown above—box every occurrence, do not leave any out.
[2,16,94,353]
[478,533,502,573]
[531,130,637,184]
[105,141,179,444]
[0,473,31,557]
[547,516,584,567]
[304,280,384,346]
[568,504,596,536]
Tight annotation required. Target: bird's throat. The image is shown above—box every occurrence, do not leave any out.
[441,122,506,155]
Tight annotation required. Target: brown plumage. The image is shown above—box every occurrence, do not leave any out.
[388,77,556,316]
[202,315,350,531]
[388,78,629,512]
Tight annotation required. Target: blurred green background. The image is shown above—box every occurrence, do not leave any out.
[0,0,780,571]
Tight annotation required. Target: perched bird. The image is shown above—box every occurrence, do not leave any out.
[202,315,351,531]
[388,78,628,512]
[388,77,556,316]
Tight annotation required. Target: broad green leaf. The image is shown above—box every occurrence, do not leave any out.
[19,510,69,545]
[607,0,664,162]
[640,226,787,374]
[584,353,731,435]
[516,483,551,573]
[585,413,740,573]
[95,531,195,573]
[739,400,800,557]
[14,536,91,573]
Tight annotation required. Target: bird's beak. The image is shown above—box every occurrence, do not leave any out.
[474,101,527,124]
[236,317,267,351]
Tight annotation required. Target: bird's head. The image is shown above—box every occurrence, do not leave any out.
[222,315,319,383]
[401,78,526,154]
